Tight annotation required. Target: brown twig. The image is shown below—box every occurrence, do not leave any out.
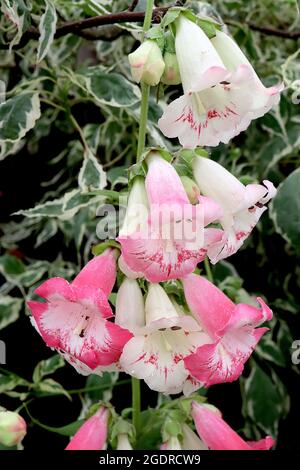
[128,0,139,12]
[0,5,299,51]
[226,19,300,39]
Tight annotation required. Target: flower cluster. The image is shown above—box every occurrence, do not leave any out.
[130,14,283,148]
[28,12,281,451]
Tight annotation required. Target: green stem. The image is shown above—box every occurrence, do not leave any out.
[136,82,150,161]
[142,0,154,37]
[204,257,214,283]
[132,377,141,434]
[132,0,154,437]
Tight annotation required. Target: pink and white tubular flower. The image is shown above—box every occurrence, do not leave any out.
[182,274,273,387]
[65,407,109,450]
[28,250,132,376]
[193,157,277,263]
[115,277,145,332]
[192,402,275,450]
[118,153,223,282]
[158,15,283,148]
[119,283,210,394]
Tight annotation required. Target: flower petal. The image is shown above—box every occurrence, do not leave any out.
[184,326,267,386]
[120,329,206,394]
[192,403,255,450]
[72,250,117,296]
[175,15,228,93]
[146,153,189,205]
[182,274,235,340]
[66,407,109,450]
[29,296,132,370]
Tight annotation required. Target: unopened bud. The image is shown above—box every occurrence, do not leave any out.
[161,52,181,85]
[128,40,165,86]
[0,410,27,447]
[180,175,200,204]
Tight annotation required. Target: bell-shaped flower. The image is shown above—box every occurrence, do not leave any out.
[118,153,223,282]
[193,156,276,263]
[211,30,283,122]
[119,283,210,394]
[161,424,208,450]
[182,274,273,386]
[192,402,275,450]
[116,433,133,450]
[0,409,27,447]
[115,278,145,332]
[28,250,132,376]
[158,15,283,148]
[66,407,109,450]
[128,39,165,86]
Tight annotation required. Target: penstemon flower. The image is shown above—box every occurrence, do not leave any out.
[158,15,283,148]
[28,250,132,376]
[192,402,275,450]
[193,156,277,263]
[118,153,223,282]
[119,283,209,394]
[65,407,109,450]
[182,274,273,386]
[116,433,133,450]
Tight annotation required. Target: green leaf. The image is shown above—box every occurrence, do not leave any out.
[33,354,65,384]
[92,240,120,256]
[0,254,25,275]
[1,0,31,49]
[34,378,71,400]
[270,168,300,254]
[85,372,119,403]
[241,362,287,435]
[78,148,107,192]
[0,93,41,144]
[14,189,105,219]
[80,68,141,108]
[0,295,22,330]
[255,336,286,367]
[37,0,57,63]
[0,372,29,394]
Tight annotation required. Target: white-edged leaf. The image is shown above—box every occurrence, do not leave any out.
[0,93,41,144]
[14,189,105,220]
[80,67,141,108]
[34,378,71,400]
[79,148,107,192]
[1,0,31,50]
[33,354,65,383]
[0,295,23,329]
[270,167,300,254]
[37,0,57,63]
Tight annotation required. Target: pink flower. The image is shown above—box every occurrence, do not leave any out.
[65,407,109,450]
[183,274,273,386]
[192,402,275,450]
[119,283,209,394]
[28,250,132,376]
[193,156,277,263]
[118,153,222,282]
[158,15,283,148]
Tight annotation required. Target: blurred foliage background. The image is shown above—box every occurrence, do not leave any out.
[0,0,299,450]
